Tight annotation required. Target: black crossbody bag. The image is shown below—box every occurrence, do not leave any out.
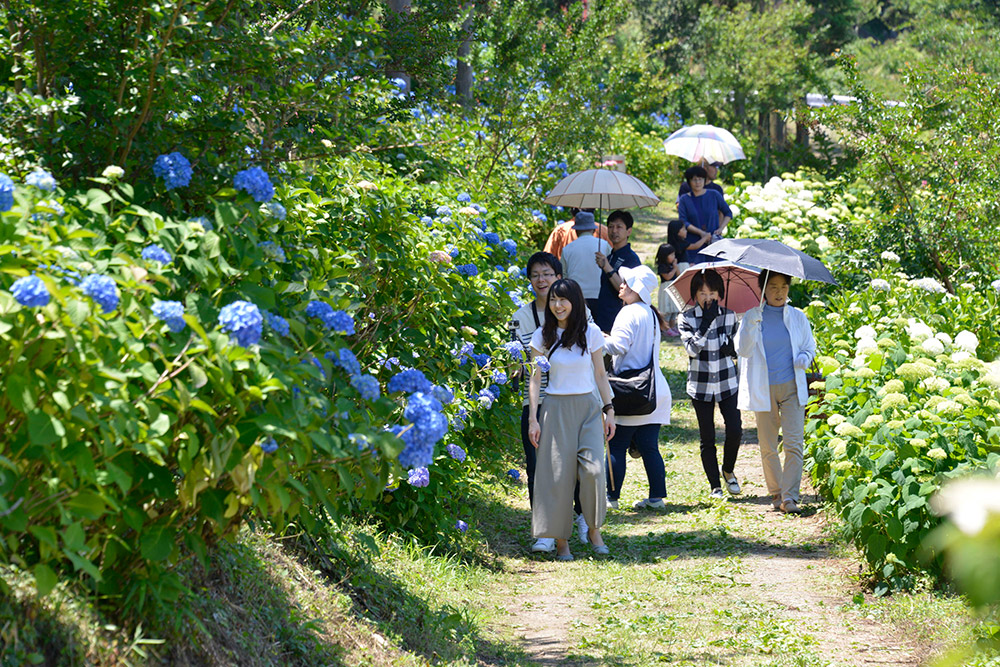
[607,306,657,416]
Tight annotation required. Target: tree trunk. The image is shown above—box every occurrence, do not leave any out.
[795,99,810,149]
[758,110,770,179]
[455,8,474,105]
[386,0,412,96]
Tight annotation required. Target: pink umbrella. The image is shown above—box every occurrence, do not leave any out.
[666,261,761,314]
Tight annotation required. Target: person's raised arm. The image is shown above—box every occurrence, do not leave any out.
[527,348,543,447]
[591,349,616,441]
[686,225,712,251]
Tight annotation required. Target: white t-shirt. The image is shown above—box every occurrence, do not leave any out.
[561,236,611,298]
[530,323,605,395]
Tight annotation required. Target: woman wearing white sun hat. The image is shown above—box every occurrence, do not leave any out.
[603,265,673,510]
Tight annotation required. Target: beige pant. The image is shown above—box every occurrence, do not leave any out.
[756,380,805,503]
[533,394,607,540]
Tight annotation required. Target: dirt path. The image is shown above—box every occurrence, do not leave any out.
[485,207,929,667]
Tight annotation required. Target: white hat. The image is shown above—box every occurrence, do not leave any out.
[618,265,658,305]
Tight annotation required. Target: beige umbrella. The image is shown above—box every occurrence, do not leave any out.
[542,169,660,209]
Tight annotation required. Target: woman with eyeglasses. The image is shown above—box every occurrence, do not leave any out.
[513,252,592,553]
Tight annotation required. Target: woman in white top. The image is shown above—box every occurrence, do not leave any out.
[604,265,673,510]
[528,279,616,560]
[735,271,816,514]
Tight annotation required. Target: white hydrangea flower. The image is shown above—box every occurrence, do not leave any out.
[919,376,950,393]
[909,277,947,294]
[854,325,877,339]
[951,350,972,363]
[935,400,962,416]
[927,447,948,460]
[932,477,1000,535]
[856,337,879,355]
[992,278,1000,293]
[869,278,891,291]
[102,165,125,179]
[906,319,934,341]
[729,204,740,218]
[921,337,945,355]
[955,330,979,353]
[881,251,900,263]
[827,414,846,427]
[934,332,953,345]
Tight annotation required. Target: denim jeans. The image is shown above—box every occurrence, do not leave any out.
[605,423,666,501]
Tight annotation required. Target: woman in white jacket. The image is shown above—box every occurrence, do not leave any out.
[735,271,816,514]
[603,266,672,510]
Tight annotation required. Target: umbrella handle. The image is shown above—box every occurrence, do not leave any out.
[759,268,769,308]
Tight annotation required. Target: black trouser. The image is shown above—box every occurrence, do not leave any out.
[691,394,742,490]
[522,405,582,514]
[606,423,666,501]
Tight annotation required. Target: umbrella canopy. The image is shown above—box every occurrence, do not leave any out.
[663,124,746,164]
[700,238,837,284]
[543,169,660,210]
[667,261,761,314]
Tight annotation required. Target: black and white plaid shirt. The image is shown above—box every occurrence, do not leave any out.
[679,304,739,402]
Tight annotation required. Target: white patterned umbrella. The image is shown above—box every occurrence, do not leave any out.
[663,124,746,164]
[542,169,660,209]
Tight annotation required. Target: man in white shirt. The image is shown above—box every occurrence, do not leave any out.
[561,211,611,314]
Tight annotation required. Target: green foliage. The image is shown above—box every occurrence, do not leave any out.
[804,265,1000,592]
[606,119,676,194]
[820,55,1000,290]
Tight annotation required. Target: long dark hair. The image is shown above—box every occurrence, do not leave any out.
[666,219,685,247]
[541,279,589,354]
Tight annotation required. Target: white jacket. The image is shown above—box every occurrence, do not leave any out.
[605,303,672,426]
[735,303,816,412]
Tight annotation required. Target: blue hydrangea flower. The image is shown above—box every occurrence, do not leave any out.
[456,263,478,277]
[500,239,517,257]
[396,391,449,468]
[348,433,371,451]
[471,352,490,367]
[259,241,286,263]
[507,469,521,481]
[218,300,263,347]
[456,192,471,202]
[482,232,500,245]
[80,274,119,313]
[234,166,274,202]
[261,437,279,453]
[260,202,286,220]
[446,244,459,258]
[407,467,430,487]
[351,374,380,401]
[152,300,186,332]
[492,369,508,385]
[455,519,468,532]
[487,384,502,399]
[431,384,454,405]
[452,405,468,430]
[435,205,452,217]
[263,311,290,336]
[421,216,433,226]
[388,368,433,394]
[25,169,57,191]
[477,390,495,409]
[11,275,50,307]
[0,173,14,212]
[152,152,193,190]
[380,356,400,369]
[502,340,524,361]
[304,300,355,334]
[141,244,172,265]
[513,159,524,168]
[536,356,551,372]
[545,161,557,170]
[516,173,528,181]
[327,348,361,375]
[445,443,466,462]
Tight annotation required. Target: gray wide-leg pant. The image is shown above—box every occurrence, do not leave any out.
[532,394,607,540]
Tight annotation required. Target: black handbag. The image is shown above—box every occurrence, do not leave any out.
[607,306,657,416]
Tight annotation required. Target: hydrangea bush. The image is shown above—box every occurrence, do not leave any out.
[805,259,1000,592]
[0,158,531,617]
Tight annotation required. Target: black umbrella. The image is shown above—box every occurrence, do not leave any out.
[700,238,837,284]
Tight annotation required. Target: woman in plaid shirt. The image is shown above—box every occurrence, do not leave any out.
[678,269,743,499]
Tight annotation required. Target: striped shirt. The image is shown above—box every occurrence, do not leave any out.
[678,304,739,402]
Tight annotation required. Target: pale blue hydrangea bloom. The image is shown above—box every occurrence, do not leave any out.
[407,467,430,487]
[0,173,14,212]
[351,374,380,401]
[234,166,274,202]
[26,169,57,191]
[141,244,172,265]
[218,300,263,347]
[152,300,186,332]
[81,274,119,313]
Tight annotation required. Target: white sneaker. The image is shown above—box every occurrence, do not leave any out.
[575,513,590,544]
[709,488,725,500]
[633,498,666,510]
[607,497,619,510]
[531,537,556,553]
